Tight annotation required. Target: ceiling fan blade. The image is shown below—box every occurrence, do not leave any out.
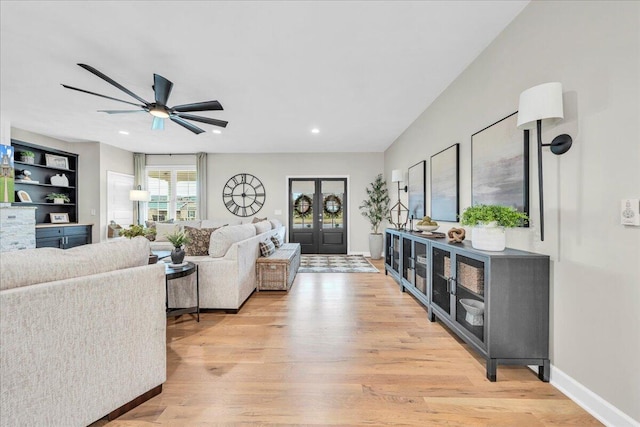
[77,63,150,105]
[153,74,173,106]
[62,84,146,108]
[170,116,205,134]
[172,100,223,112]
[152,117,165,131]
[98,109,147,114]
[174,112,228,128]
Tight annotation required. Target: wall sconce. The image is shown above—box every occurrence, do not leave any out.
[390,169,408,229]
[129,185,150,225]
[517,82,572,241]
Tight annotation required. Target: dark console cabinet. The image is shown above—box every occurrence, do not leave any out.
[384,229,550,382]
[36,225,93,249]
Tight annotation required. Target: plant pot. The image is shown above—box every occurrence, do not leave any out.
[471,225,506,251]
[171,247,185,264]
[20,155,34,164]
[53,198,65,204]
[369,233,383,260]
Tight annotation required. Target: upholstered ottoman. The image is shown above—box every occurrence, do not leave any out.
[256,243,301,291]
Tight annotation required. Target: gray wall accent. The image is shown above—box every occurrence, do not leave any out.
[385,1,639,421]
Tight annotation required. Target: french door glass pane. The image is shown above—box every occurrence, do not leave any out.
[320,180,344,229]
[291,180,315,229]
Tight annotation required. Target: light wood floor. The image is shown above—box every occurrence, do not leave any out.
[99,258,600,426]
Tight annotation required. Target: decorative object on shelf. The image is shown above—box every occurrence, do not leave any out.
[415,216,438,233]
[359,174,390,260]
[408,160,426,220]
[223,173,266,217]
[129,185,150,225]
[1,145,14,203]
[390,169,409,230]
[107,220,123,238]
[62,63,228,134]
[45,193,70,204]
[18,150,34,164]
[15,169,39,184]
[460,204,529,251]
[45,153,69,169]
[472,112,529,227]
[459,299,485,326]
[17,190,32,203]
[430,143,459,222]
[49,173,69,187]
[447,227,466,243]
[49,212,70,223]
[166,230,191,264]
[517,82,572,241]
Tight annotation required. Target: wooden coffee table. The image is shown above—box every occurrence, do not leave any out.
[164,261,199,322]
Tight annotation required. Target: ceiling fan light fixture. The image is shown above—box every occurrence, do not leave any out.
[149,107,169,119]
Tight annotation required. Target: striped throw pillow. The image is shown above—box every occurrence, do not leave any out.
[259,239,276,257]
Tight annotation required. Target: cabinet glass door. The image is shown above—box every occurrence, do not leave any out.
[454,254,485,343]
[391,234,400,274]
[431,246,451,314]
[414,241,428,296]
[402,237,413,284]
[385,232,393,267]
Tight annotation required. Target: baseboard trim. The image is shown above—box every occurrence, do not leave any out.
[543,365,638,427]
[107,384,162,421]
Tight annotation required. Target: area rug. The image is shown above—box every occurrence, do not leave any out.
[298,255,379,273]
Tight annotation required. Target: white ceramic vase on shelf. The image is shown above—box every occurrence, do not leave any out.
[471,222,506,251]
[50,174,69,187]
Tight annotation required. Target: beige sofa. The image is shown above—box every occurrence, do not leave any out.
[163,220,286,311]
[0,237,166,427]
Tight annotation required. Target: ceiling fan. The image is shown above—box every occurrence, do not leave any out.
[62,63,228,134]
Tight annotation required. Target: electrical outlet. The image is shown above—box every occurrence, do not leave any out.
[90,209,96,216]
[274,209,282,215]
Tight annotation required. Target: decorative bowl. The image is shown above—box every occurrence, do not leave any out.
[460,299,484,315]
[415,224,439,233]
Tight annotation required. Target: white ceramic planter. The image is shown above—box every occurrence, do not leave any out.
[471,224,506,251]
[53,198,65,204]
[369,233,383,260]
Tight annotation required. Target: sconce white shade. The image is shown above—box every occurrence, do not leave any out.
[129,189,150,202]
[517,82,564,130]
[391,169,403,183]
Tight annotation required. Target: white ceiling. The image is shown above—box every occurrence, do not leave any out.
[0,1,528,154]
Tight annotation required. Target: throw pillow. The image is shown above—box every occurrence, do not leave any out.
[270,234,282,248]
[269,218,283,229]
[184,226,217,256]
[253,220,271,235]
[259,239,276,257]
[252,216,267,224]
[155,223,180,242]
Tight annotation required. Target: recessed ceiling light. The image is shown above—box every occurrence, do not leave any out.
[119,130,129,135]
[311,128,320,134]
[212,129,222,134]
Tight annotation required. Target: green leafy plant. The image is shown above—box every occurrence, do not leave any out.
[359,173,391,234]
[166,230,191,248]
[19,151,35,158]
[460,204,528,228]
[121,224,156,239]
[45,193,70,202]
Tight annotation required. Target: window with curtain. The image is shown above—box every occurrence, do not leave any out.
[146,166,198,222]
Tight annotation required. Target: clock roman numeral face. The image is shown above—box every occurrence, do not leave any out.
[222,173,266,217]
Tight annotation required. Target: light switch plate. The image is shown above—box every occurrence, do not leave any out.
[621,199,639,226]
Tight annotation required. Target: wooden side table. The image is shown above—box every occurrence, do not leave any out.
[164,261,199,322]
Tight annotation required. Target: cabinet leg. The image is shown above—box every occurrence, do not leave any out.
[486,359,497,382]
[385,268,388,276]
[538,359,550,382]
[428,310,436,322]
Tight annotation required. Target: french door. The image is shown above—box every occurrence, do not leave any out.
[289,178,347,254]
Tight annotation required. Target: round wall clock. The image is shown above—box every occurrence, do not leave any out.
[222,173,266,217]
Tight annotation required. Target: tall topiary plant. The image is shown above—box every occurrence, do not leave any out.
[359,174,391,234]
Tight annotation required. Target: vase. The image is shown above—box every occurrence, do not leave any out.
[369,233,383,260]
[50,174,69,186]
[54,198,64,204]
[170,247,185,264]
[471,223,506,251]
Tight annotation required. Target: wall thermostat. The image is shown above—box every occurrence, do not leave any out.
[621,199,640,226]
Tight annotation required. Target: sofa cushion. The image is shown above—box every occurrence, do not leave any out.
[253,220,272,235]
[155,223,181,242]
[184,226,218,256]
[208,224,256,258]
[259,239,276,257]
[252,216,267,224]
[0,237,151,291]
[201,218,238,228]
[269,218,283,229]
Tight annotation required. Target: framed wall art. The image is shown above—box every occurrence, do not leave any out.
[45,154,69,169]
[49,212,70,223]
[407,160,426,221]
[17,190,32,203]
[471,112,529,219]
[430,143,459,222]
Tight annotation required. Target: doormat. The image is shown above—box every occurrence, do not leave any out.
[298,255,379,273]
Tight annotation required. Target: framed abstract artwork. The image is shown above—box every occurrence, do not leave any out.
[471,112,529,220]
[430,143,459,222]
[408,160,426,221]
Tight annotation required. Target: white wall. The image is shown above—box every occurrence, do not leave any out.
[385,1,639,423]
[99,143,134,241]
[207,153,384,254]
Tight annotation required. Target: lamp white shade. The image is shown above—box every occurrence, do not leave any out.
[129,189,150,202]
[517,82,564,130]
[391,169,403,183]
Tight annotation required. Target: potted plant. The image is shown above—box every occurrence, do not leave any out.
[166,230,191,264]
[45,193,70,204]
[19,151,35,164]
[459,204,529,251]
[121,224,156,240]
[359,174,390,259]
